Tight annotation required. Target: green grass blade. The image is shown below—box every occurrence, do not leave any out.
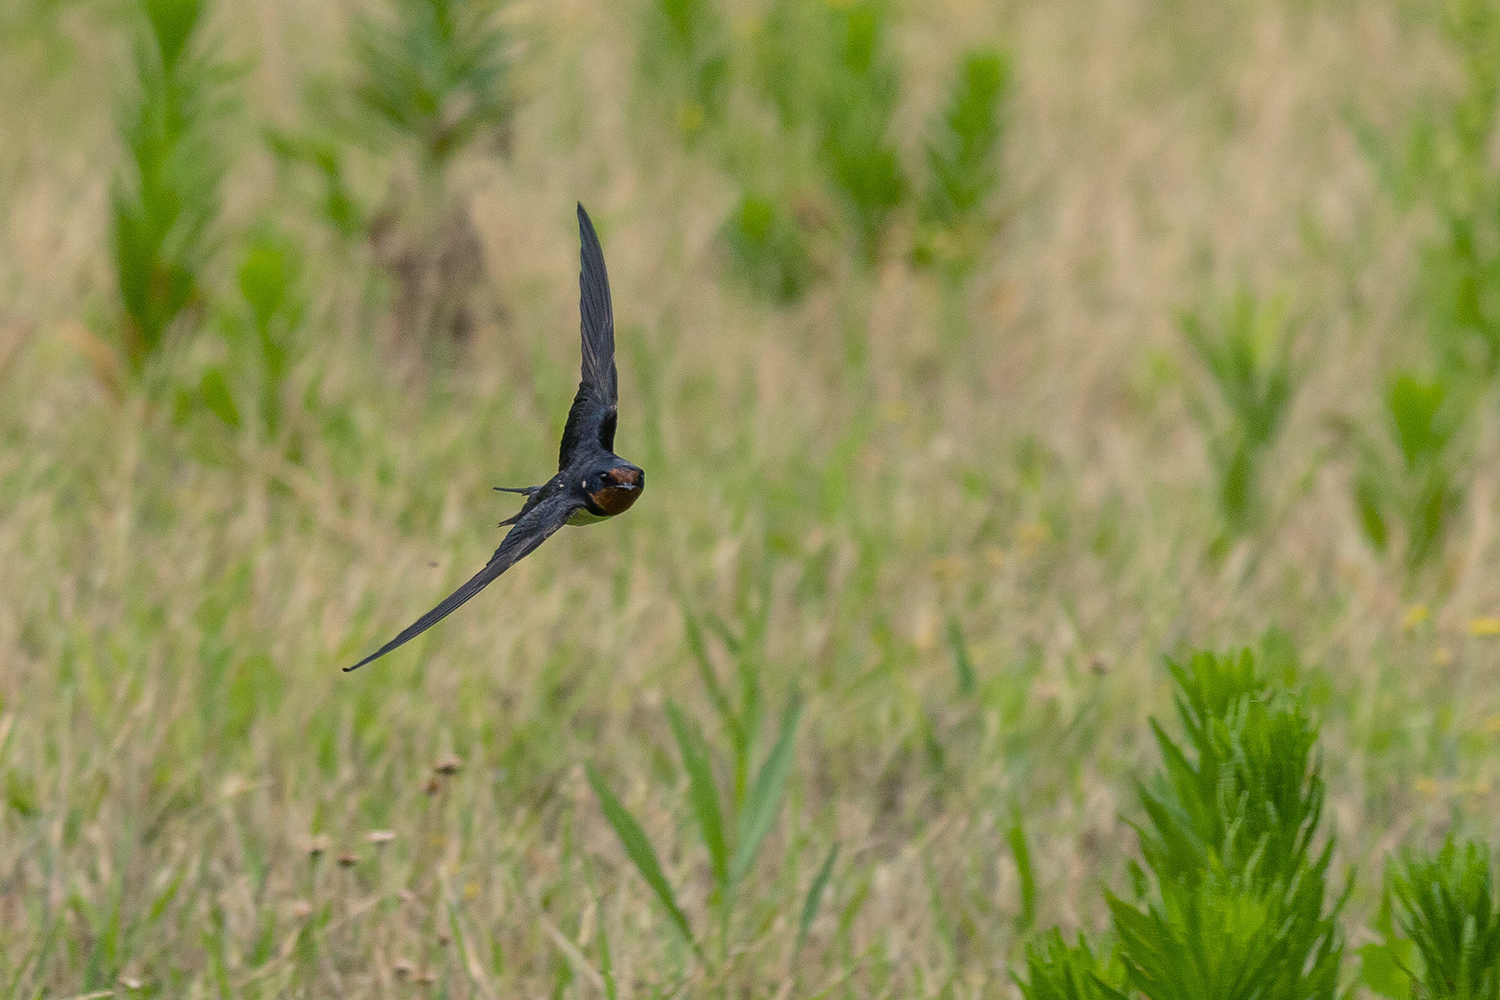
[585,764,697,954]
[681,603,740,744]
[729,693,802,891]
[581,861,619,1000]
[666,700,729,889]
[946,618,976,697]
[1009,811,1037,931]
[596,899,618,1000]
[796,843,839,954]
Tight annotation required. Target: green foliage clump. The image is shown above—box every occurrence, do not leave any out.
[1353,0,1500,381]
[1412,0,1500,385]
[351,0,513,170]
[1344,0,1500,577]
[1352,372,1465,574]
[637,0,1013,300]
[720,193,818,304]
[206,231,306,438]
[1385,838,1500,999]
[1016,931,1129,1000]
[111,0,230,371]
[1179,288,1298,539]
[916,48,1012,276]
[759,0,904,262]
[275,0,514,351]
[1016,650,1347,998]
[1108,650,1346,1000]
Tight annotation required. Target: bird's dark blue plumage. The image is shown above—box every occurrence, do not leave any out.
[345,204,644,672]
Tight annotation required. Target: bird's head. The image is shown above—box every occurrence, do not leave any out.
[584,464,644,516]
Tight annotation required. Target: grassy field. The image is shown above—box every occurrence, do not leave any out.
[3,0,1500,995]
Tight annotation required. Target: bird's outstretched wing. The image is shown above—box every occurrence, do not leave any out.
[559,203,618,468]
[345,493,583,671]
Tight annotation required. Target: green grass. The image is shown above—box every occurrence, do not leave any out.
[4,0,1500,995]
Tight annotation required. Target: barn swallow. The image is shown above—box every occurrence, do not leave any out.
[346,204,643,672]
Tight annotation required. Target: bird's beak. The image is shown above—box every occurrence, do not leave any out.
[606,467,644,489]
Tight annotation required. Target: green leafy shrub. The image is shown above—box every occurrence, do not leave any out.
[111,0,230,371]
[1179,288,1299,539]
[652,1,1012,299]
[270,0,511,353]
[1388,838,1500,999]
[1016,931,1129,1000]
[214,231,306,436]
[1107,650,1346,1000]
[720,193,818,304]
[915,48,1012,276]
[350,0,514,351]
[1352,372,1466,573]
[351,0,513,171]
[759,0,905,262]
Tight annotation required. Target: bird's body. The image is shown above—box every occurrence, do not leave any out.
[346,204,643,672]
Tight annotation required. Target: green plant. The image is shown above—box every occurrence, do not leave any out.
[585,603,831,970]
[265,131,366,240]
[351,0,512,172]
[915,48,1012,276]
[1350,0,1500,386]
[1352,372,1466,573]
[704,6,1009,295]
[336,0,513,351]
[759,0,905,262]
[237,230,304,434]
[201,230,306,437]
[1344,1,1492,579]
[1389,838,1500,999]
[720,193,818,304]
[110,0,231,371]
[638,0,730,139]
[1179,287,1298,539]
[1107,650,1346,1000]
[1016,931,1128,1000]
[1423,0,1500,382]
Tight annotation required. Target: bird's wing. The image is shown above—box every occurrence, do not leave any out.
[345,493,583,672]
[559,203,619,468]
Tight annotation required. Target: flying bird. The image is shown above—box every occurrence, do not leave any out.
[346,204,644,672]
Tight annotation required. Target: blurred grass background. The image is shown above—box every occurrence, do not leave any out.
[3,0,1500,995]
